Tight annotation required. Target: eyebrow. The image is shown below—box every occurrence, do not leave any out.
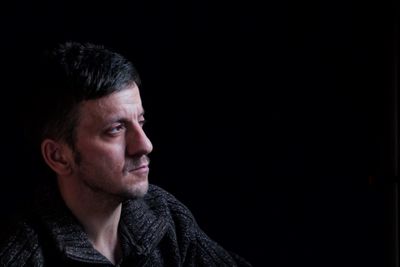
[104,110,145,124]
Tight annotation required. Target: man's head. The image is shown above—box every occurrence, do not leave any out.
[35,42,141,148]
[34,42,153,200]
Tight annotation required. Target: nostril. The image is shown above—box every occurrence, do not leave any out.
[125,129,153,156]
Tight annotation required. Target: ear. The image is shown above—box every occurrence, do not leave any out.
[41,139,74,176]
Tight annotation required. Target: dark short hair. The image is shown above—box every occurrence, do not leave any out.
[31,41,141,148]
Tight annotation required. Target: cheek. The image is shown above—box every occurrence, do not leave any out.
[76,138,127,168]
[92,145,126,170]
[107,151,125,171]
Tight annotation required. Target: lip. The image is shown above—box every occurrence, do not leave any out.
[129,165,149,174]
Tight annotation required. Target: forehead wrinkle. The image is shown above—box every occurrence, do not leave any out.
[78,86,143,127]
[85,100,144,126]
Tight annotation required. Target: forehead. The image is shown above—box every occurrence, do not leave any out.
[78,85,143,123]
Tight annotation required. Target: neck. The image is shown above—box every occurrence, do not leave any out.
[57,177,123,264]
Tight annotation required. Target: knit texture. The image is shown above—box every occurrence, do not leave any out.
[0,184,252,267]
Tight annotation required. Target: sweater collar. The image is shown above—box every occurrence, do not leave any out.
[34,184,169,264]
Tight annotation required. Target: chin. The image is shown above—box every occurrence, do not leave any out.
[122,179,149,199]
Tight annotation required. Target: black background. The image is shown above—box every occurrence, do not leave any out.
[0,0,397,266]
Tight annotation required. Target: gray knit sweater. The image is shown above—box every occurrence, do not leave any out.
[0,184,252,266]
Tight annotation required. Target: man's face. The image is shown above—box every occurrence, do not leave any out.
[70,84,153,199]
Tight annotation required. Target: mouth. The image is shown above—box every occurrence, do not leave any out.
[128,164,149,174]
[124,156,150,174]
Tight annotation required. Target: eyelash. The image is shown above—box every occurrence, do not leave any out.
[108,124,126,135]
[107,120,146,135]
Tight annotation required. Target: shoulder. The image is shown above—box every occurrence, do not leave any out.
[0,220,43,266]
[144,185,252,266]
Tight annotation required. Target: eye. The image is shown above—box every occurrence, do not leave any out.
[107,123,126,135]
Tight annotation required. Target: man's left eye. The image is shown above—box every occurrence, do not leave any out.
[108,124,125,135]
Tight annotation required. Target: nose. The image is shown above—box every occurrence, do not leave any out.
[126,123,153,156]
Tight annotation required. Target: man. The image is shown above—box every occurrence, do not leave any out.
[0,42,251,266]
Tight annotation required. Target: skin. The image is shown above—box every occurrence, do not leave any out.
[69,84,152,201]
[41,83,153,264]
